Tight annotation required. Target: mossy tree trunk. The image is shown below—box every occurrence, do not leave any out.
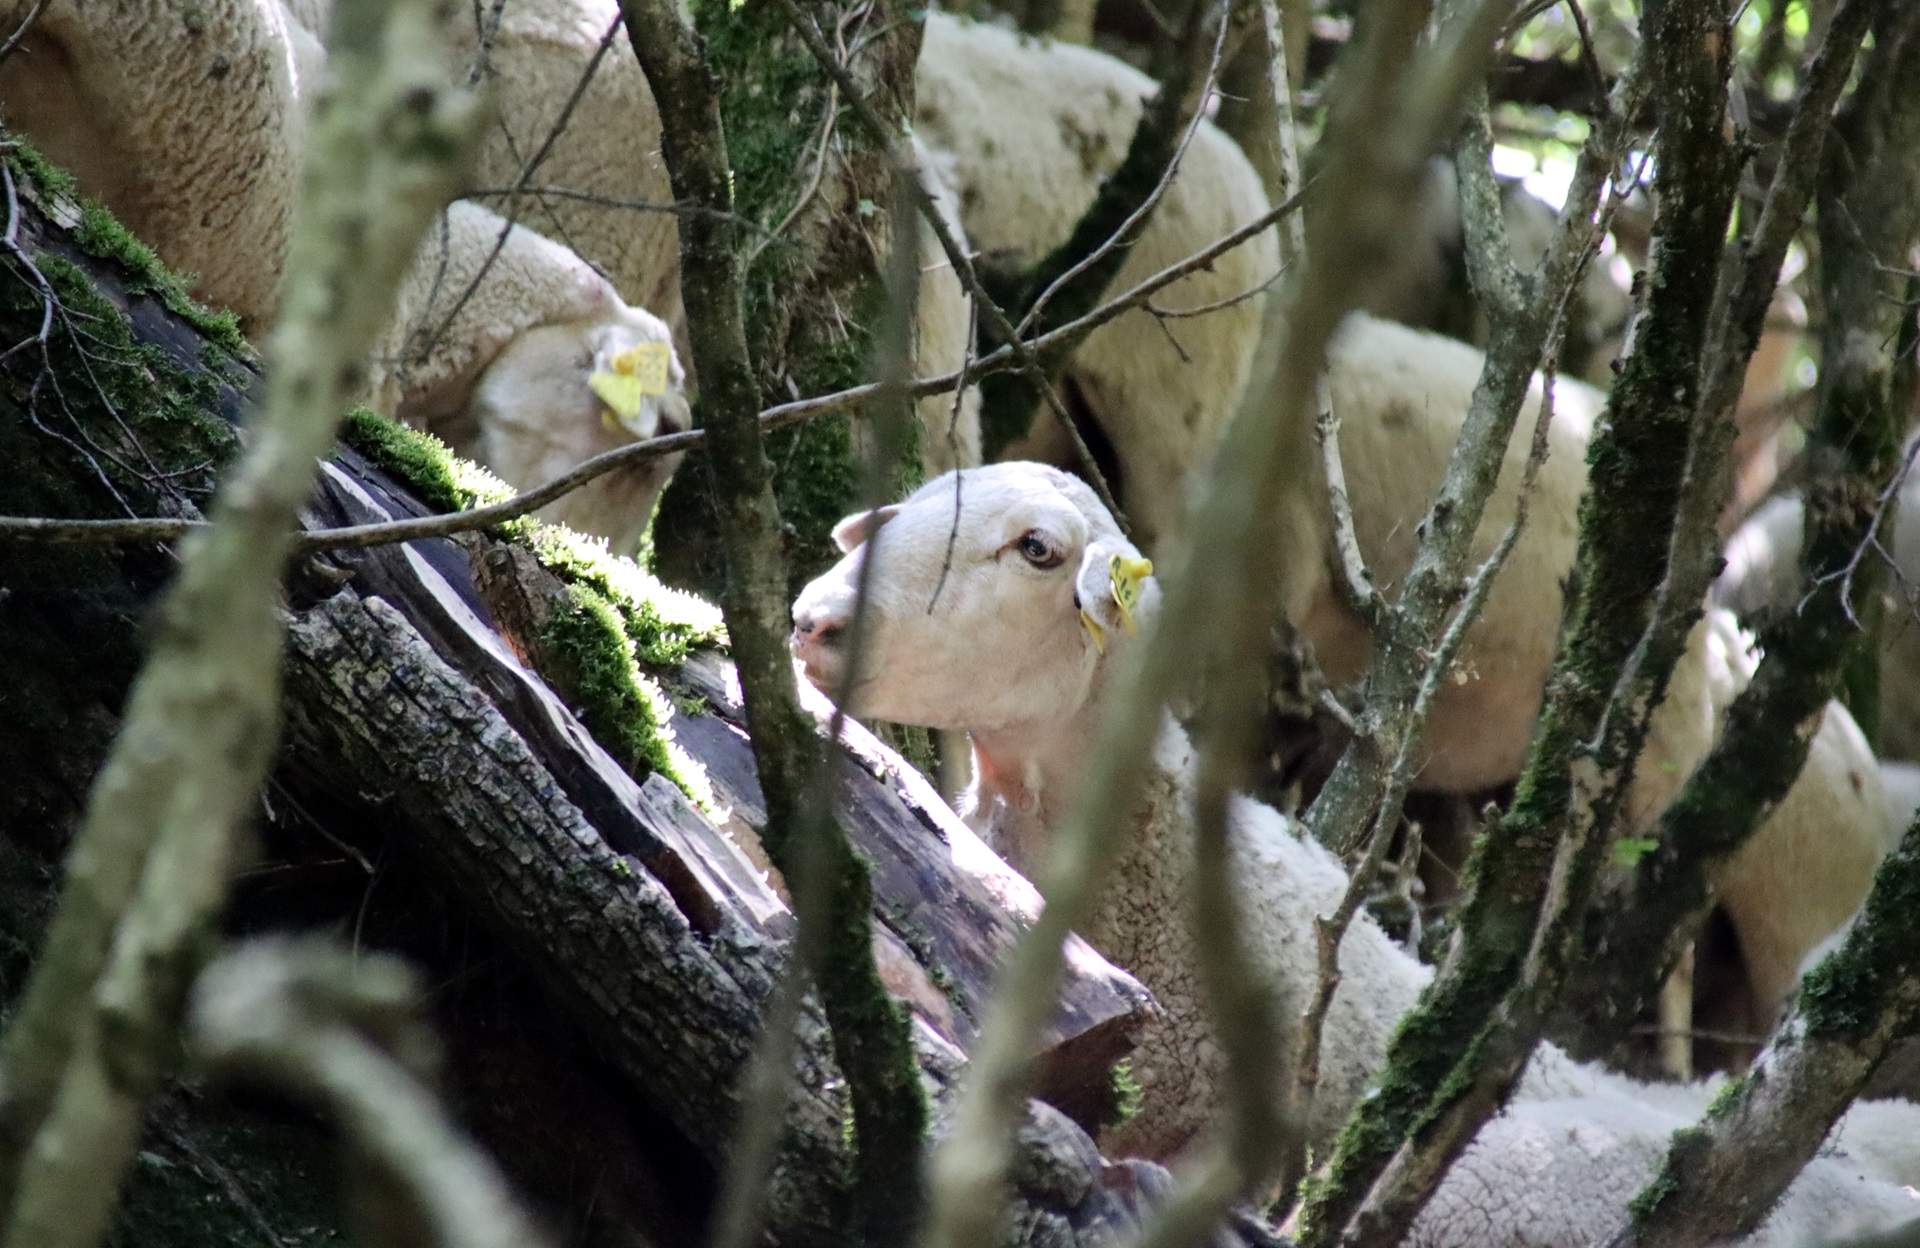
[647,1,925,598]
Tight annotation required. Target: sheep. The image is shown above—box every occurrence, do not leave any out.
[0,0,979,531]
[912,12,1281,548]
[0,0,316,331]
[790,462,1920,1243]
[363,198,694,552]
[1716,474,1920,765]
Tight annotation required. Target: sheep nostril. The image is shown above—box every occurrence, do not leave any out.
[792,611,846,648]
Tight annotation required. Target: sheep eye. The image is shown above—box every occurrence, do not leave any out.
[1016,532,1062,568]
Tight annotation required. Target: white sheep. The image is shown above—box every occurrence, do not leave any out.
[365,198,694,552]
[913,12,1281,545]
[0,0,318,331]
[1,0,979,543]
[790,462,1920,1244]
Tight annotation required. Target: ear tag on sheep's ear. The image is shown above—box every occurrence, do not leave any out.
[590,342,673,431]
[1079,607,1107,654]
[1108,553,1153,636]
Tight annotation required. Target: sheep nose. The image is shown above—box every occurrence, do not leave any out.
[790,608,846,653]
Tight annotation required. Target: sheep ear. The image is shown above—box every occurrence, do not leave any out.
[832,505,899,553]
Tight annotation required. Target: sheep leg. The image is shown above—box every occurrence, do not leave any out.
[1657,945,1696,1080]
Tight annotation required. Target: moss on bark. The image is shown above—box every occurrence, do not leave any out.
[646,2,924,600]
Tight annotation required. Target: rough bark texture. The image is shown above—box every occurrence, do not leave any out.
[1296,2,1744,1241]
[0,142,1297,1248]
[1555,0,1912,1069]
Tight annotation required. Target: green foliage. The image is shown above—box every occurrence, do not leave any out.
[1610,836,1659,869]
[72,205,247,353]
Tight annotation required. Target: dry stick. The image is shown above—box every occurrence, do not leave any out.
[1012,2,1224,342]
[770,0,1133,535]
[1181,0,1312,1208]
[411,11,623,369]
[1247,0,1379,629]
[1545,0,1888,1065]
[190,940,553,1248]
[1303,56,1641,859]
[0,2,483,1243]
[0,0,44,65]
[0,184,1313,554]
[613,4,928,1245]
[916,3,1513,1246]
[706,174,924,1248]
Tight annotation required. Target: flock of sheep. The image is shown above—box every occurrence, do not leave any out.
[8,0,1920,1242]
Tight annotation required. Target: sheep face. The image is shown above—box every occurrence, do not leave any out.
[468,309,691,553]
[791,463,1152,733]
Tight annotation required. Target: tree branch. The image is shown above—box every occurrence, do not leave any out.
[1294,0,1748,1234]
[1606,815,1920,1248]
[1556,0,1911,1066]
[188,939,553,1248]
[612,4,928,1241]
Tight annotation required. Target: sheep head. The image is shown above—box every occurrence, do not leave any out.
[790,462,1156,734]
[468,305,691,552]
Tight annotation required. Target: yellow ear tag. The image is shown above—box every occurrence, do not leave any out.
[1108,553,1153,636]
[589,342,673,430]
[1079,607,1107,654]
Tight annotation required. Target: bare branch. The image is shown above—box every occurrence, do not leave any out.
[769,0,1132,533]
[0,187,1312,555]
[613,3,928,1242]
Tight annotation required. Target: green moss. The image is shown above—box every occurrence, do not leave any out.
[68,204,245,353]
[1797,832,1920,1037]
[538,584,715,808]
[338,409,724,807]
[340,407,491,514]
[1628,1126,1708,1226]
[15,254,241,498]
[4,135,78,198]
[1108,1059,1144,1125]
[1704,1074,1748,1121]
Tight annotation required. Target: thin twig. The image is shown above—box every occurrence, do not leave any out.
[0,0,45,65]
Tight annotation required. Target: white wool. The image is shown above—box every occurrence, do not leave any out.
[0,0,981,549]
[793,462,1920,1245]
[0,0,311,330]
[913,12,1280,550]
